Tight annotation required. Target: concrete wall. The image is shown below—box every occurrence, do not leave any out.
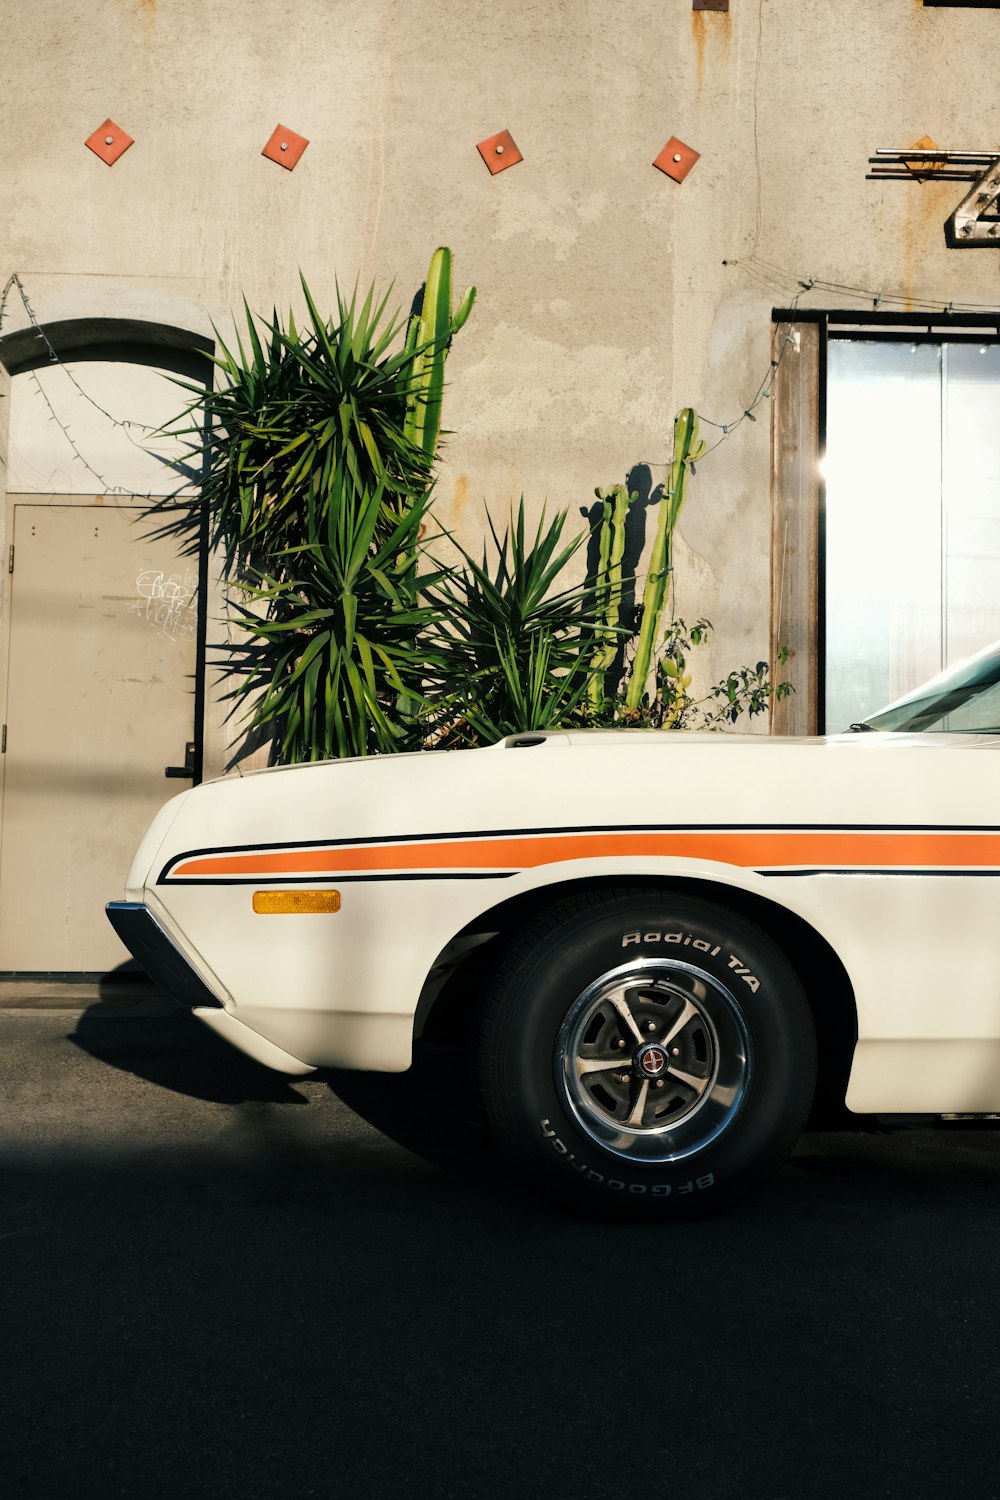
[3,0,999,760]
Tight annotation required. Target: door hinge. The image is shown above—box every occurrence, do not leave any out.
[7,545,12,574]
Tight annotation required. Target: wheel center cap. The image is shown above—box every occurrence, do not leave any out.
[635,1042,668,1078]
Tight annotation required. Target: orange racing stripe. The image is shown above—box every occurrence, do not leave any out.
[165,829,1000,880]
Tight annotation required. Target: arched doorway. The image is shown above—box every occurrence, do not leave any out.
[0,319,212,974]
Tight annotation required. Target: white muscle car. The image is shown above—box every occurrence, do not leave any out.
[108,643,1000,1217]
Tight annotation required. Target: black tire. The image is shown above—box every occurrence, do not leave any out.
[479,888,816,1219]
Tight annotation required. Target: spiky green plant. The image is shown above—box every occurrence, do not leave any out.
[624,407,706,709]
[444,630,597,745]
[156,276,436,580]
[422,500,614,745]
[151,272,474,762]
[222,477,446,760]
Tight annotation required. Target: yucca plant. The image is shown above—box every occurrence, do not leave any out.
[149,263,475,762]
[222,476,445,759]
[159,277,435,576]
[421,500,616,746]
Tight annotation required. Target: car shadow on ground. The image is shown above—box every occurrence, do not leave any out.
[69,971,1000,1217]
[70,977,311,1107]
[70,977,499,1183]
[325,1040,495,1178]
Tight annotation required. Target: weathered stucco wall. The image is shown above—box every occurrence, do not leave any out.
[3,0,999,744]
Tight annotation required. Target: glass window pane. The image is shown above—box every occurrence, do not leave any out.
[943,344,1000,667]
[824,341,942,731]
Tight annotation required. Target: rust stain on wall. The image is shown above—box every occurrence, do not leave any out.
[690,9,731,93]
[691,10,706,87]
[450,473,470,519]
[899,179,954,309]
[896,137,950,306]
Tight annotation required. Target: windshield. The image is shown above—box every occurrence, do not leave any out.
[861,641,1000,733]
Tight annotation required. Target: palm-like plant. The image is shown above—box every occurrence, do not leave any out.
[155,272,474,761]
[182,278,434,576]
[223,477,444,759]
[421,501,615,745]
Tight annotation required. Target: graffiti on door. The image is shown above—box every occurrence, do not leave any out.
[130,569,197,641]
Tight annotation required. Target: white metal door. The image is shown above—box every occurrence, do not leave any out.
[0,500,198,972]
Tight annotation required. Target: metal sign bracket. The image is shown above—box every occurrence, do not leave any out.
[868,148,1000,246]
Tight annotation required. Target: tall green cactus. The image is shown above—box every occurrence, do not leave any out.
[587,483,632,709]
[403,247,477,465]
[625,407,706,710]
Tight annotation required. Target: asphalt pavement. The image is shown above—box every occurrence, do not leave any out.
[2,981,1000,1500]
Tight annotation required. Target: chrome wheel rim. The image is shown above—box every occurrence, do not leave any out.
[554,957,753,1164]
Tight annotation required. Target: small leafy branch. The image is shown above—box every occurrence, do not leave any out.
[606,619,791,731]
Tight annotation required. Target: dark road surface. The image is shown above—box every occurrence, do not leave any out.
[3,997,1000,1500]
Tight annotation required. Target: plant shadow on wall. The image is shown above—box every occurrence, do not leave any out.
[582,461,660,681]
[148,253,787,764]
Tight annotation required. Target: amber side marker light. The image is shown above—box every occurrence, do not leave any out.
[252,891,341,915]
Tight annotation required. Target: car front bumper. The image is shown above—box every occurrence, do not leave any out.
[105,901,318,1076]
[106,901,222,1008]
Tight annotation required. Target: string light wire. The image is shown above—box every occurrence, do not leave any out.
[643,245,1000,478]
[0,271,192,500]
[4,262,998,504]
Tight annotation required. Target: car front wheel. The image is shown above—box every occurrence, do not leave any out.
[479,888,816,1218]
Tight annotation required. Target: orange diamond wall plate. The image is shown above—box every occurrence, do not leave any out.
[262,125,309,171]
[85,119,134,166]
[653,137,700,183]
[477,130,522,175]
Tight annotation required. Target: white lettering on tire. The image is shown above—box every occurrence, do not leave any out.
[622,930,722,958]
[538,1119,716,1194]
[726,954,761,992]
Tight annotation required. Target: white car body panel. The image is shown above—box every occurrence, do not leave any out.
[120,730,1000,1113]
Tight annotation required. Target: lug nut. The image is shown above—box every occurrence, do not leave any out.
[671,1047,680,1057]
[655,1080,665,1089]
[646,1021,656,1033]
[617,1038,627,1049]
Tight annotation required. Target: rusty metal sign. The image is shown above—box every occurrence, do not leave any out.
[477,130,523,175]
[84,119,134,167]
[869,148,1000,245]
[262,125,309,171]
[653,137,700,183]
